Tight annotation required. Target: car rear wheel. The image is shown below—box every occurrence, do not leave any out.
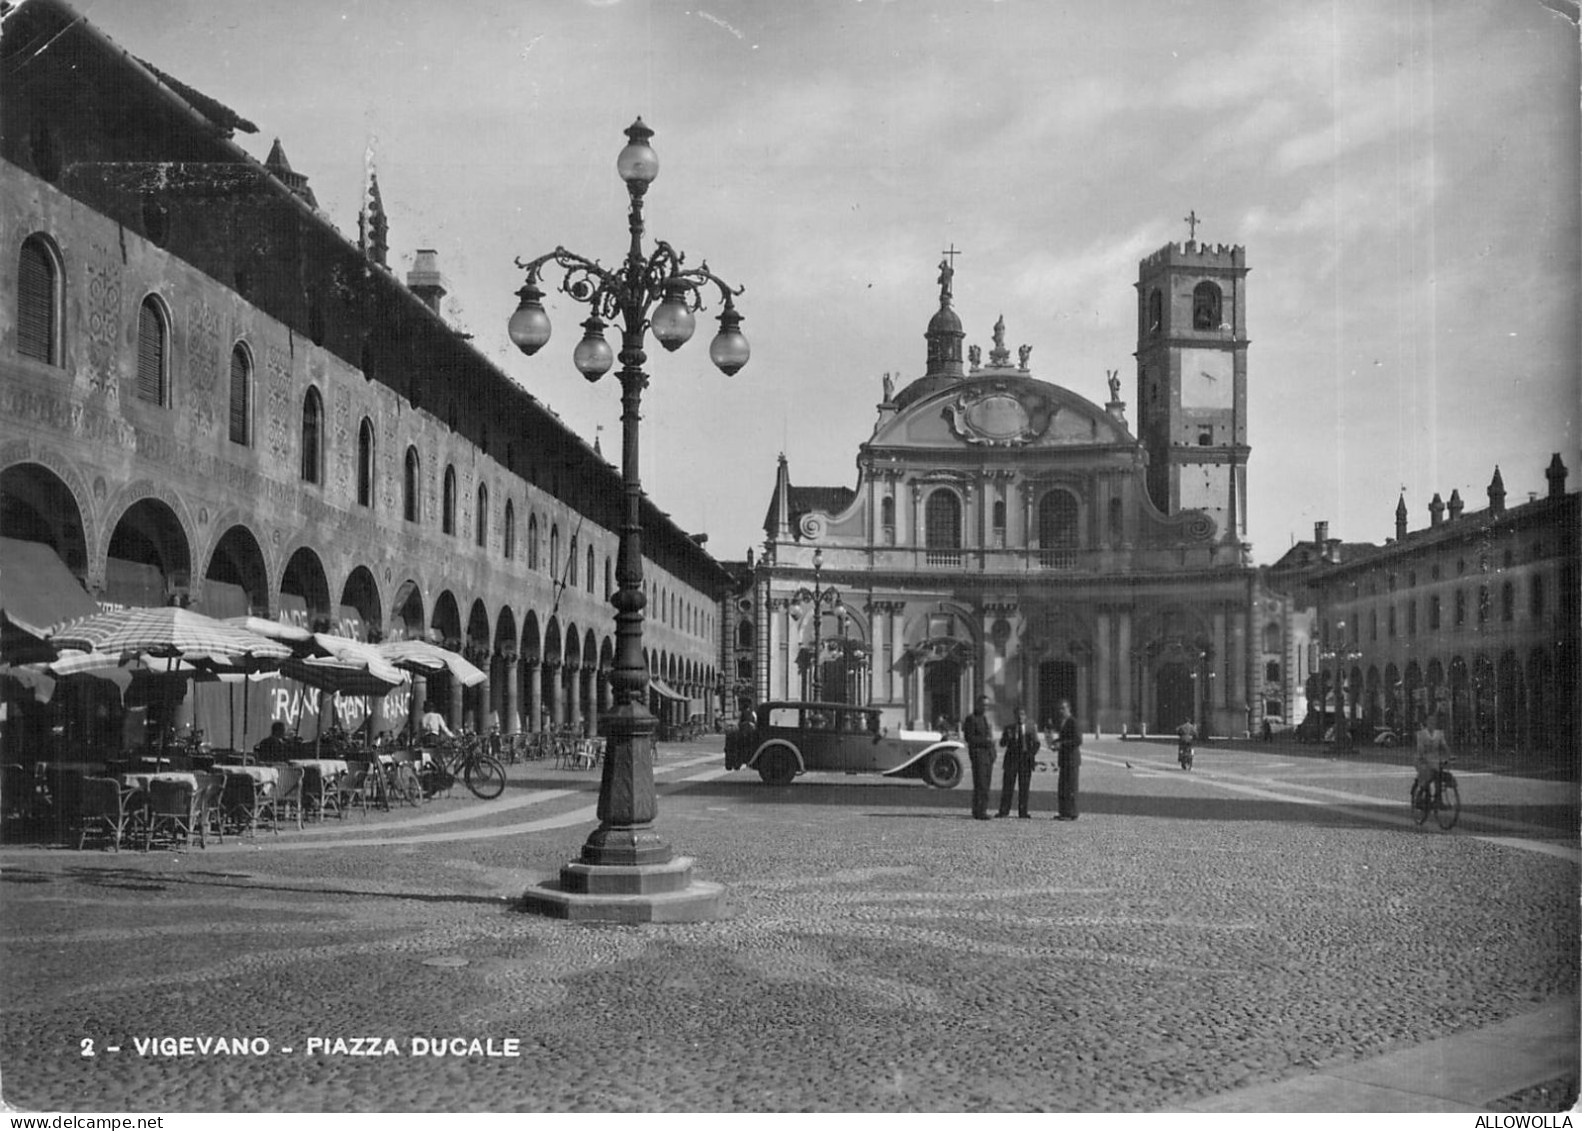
[921,748,963,789]
[757,746,797,786]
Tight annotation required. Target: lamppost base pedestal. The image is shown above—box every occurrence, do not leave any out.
[519,856,725,923]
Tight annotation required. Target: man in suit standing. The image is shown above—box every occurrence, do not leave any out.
[1052,699,1082,820]
[961,694,995,821]
[996,706,1039,818]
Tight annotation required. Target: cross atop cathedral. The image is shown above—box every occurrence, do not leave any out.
[1183,210,1200,242]
[937,243,961,303]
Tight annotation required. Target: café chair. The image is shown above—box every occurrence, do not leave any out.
[222,773,275,837]
[272,765,304,829]
[77,776,136,852]
[144,779,205,850]
[335,763,370,819]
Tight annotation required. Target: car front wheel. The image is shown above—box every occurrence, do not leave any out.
[757,746,797,786]
[921,748,963,789]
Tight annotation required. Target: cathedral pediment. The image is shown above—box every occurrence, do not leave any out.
[942,384,1057,447]
[872,377,1131,451]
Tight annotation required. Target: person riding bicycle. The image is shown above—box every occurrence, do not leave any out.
[1176,719,1197,758]
[1413,712,1448,806]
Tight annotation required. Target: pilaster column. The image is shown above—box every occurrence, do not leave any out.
[525,661,541,732]
[1117,612,1132,723]
[408,674,428,740]
[889,602,907,704]
[1213,608,1228,711]
[447,672,465,732]
[542,661,561,729]
[1229,606,1248,723]
[502,654,520,734]
[1095,610,1112,716]
[565,664,583,734]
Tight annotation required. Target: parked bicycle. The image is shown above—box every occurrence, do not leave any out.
[1410,757,1460,830]
[422,735,507,800]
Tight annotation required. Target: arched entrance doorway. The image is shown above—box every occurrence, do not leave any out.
[1156,662,1195,732]
[924,660,962,730]
[1037,660,1078,730]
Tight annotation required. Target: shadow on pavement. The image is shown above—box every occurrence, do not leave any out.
[678,776,1580,835]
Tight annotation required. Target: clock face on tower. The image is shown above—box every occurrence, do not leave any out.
[1180,348,1234,409]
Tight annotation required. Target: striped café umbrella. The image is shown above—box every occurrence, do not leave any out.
[48,607,293,666]
[375,638,487,687]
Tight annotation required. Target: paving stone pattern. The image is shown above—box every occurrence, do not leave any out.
[0,740,1575,1112]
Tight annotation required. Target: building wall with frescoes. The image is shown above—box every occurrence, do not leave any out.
[0,0,728,743]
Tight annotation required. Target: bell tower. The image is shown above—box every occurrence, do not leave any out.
[1134,229,1249,543]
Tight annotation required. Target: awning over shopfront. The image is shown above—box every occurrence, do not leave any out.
[0,538,98,661]
[649,678,686,702]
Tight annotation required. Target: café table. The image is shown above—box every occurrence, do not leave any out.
[218,764,279,787]
[121,770,201,792]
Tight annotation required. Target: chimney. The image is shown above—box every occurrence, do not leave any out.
[1314,521,1328,546]
[1547,452,1568,498]
[1395,494,1408,541]
[407,249,448,315]
[1429,493,1445,527]
[1326,538,1341,564]
[1487,466,1506,514]
[1447,488,1464,521]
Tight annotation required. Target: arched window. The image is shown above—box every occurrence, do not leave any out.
[1038,490,1079,547]
[300,387,323,482]
[1429,595,1441,630]
[924,489,961,564]
[356,417,375,506]
[229,343,252,445]
[1192,281,1222,330]
[441,466,457,535]
[528,515,540,570]
[138,296,170,405]
[604,556,613,599]
[1531,574,1545,617]
[1501,581,1515,622]
[18,235,62,364]
[475,482,489,547]
[503,500,516,560]
[586,545,596,593]
[991,499,1006,546]
[1147,288,1162,334]
[1108,496,1124,544]
[568,535,579,586]
[550,525,560,577]
[738,620,755,649]
[880,495,895,533]
[403,447,421,522]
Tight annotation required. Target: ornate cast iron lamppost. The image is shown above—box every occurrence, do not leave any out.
[792,548,841,700]
[509,119,747,920]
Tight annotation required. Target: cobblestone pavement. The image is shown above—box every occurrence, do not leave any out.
[0,738,1575,1113]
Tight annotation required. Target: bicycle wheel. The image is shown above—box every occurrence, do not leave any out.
[1435,782,1460,830]
[1412,783,1430,825]
[464,756,507,800]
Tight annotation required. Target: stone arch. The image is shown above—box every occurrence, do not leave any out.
[278,546,332,630]
[201,522,270,618]
[1,458,91,579]
[104,493,193,607]
[339,565,382,641]
[430,590,463,648]
[389,579,425,641]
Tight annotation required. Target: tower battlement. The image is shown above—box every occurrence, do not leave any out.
[1140,242,1247,272]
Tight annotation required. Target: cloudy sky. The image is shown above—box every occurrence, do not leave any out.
[75,0,1579,563]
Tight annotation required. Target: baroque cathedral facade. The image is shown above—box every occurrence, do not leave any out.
[749,243,1257,736]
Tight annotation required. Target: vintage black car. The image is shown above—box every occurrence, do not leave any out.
[725,700,966,788]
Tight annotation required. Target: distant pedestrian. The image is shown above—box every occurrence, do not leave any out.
[1052,699,1082,820]
[996,706,1039,818]
[961,694,995,821]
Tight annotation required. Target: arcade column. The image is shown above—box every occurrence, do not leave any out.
[501,654,520,735]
